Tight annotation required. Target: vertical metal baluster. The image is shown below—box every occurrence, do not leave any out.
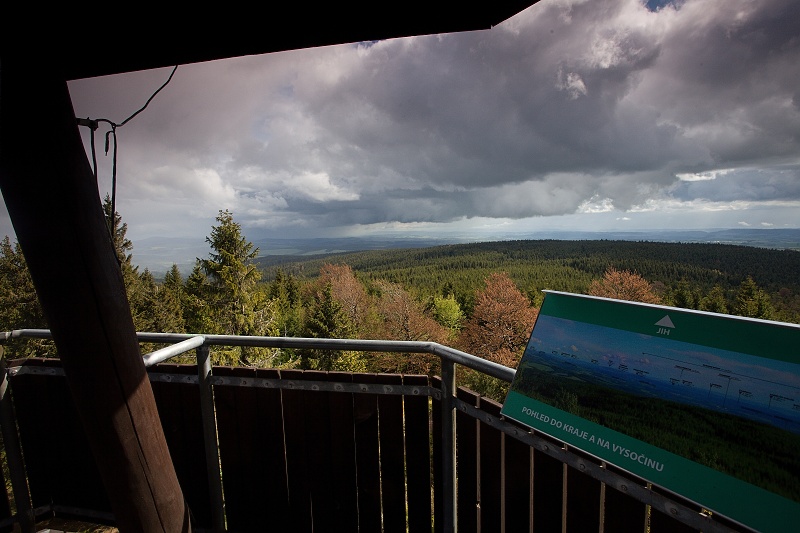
[441,359,457,533]
[0,355,34,533]
[197,344,226,532]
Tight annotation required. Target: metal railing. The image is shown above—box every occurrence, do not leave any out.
[0,329,745,533]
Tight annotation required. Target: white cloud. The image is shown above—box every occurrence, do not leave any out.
[632,196,800,214]
[131,165,237,205]
[676,169,734,182]
[290,172,360,202]
[556,68,589,99]
[578,196,615,213]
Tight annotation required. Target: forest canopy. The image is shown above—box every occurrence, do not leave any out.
[1,206,797,400]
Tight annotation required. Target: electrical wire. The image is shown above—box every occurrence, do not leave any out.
[77,65,178,248]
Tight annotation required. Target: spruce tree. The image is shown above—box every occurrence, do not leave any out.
[670,279,700,309]
[163,264,184,292]
[101,194,148,334]
[138,269,185,334]
[269,269,303,337]
[184,263,215,334]
[199,210,262,333]
[700,285,728,314]
[302,283,353,370]
[197,210,275,364]
[0,236,51,357]
[102,194,138,286]
[162,264,187,330]
[733,276,775,320]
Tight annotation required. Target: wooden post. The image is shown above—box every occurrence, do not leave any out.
[0,57,191,532]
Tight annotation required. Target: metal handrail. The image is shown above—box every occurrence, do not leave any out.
[141,335,206,367]
[4,328,516,382]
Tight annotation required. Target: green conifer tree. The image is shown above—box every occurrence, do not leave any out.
[138,269,185,334]
[670,279,700,310]
[0,236,51,357]
[162,264,187,329]
[700,285,728,314]
[733,276,775,320]
[268,268,304,337]
[184,263,215,334]
[302,283,353,370]
[102,194,138,286]
[197,210,275,364]
[163,264,184,293]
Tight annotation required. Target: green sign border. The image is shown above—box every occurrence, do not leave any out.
[539,290,800,363]
[502,391,796,533]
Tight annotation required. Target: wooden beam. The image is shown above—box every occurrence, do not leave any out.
[8,2,539,81]
[0,57,191,532]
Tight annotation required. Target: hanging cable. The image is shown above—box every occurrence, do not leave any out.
[77,65,178,253]
[105,125,119,226]
[117,65,178,128]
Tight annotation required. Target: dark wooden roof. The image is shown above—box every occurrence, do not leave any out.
[24,2,538,80]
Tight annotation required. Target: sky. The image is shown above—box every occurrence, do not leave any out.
[2,0,799,254]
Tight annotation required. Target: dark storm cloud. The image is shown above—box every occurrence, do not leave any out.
[275,0,800,223]
[301,2,677,187]
[49,0,800,245]
[631,0,800,163]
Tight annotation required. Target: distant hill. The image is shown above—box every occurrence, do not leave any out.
[254,237,800,299]
[517,228,800,250]
[135,228,799,277]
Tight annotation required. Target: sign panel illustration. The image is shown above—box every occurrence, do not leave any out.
[501,291,800,533]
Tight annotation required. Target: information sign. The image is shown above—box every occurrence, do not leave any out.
[501,291,800,533]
